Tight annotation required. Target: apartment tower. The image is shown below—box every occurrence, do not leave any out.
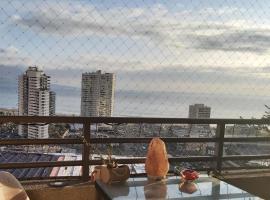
[189,104,211,119]
[18,66,55,138]
[49,91,56,116]
[188,104,211,137]
[81,70,115,117]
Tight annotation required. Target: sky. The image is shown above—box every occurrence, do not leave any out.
[1,0,270,117]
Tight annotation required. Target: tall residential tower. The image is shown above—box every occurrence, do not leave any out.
[189,104,211,119]
[81,70,115,117]
[18,66,55,138]
[49,91,56,116]
[188,104,211,137]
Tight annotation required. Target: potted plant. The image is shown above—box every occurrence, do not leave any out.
[91,144,130,184]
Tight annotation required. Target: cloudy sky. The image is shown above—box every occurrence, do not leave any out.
[1,0,270,117]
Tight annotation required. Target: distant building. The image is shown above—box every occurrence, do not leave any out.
[80,70,115,117]
[18,66,55,138]
[49,91,56,116]
[188,104,211,137]
[189,104,211,119]
[0,108,17,116]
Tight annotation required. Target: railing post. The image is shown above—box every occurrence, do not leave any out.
[215,123,225,173]
[82,121,90,181]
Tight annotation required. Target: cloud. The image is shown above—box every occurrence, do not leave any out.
[44,63,270,98]
[193,31,270,53]
[40,52,148,73]
[1,44,270,98]
[0,46,19,54]
[10,2,249,43]
[6,1,270,71]
[0,46,32,67]
[10,1,270,60]
[11,3,167,41]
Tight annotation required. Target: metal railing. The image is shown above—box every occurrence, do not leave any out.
[1,116,270,181]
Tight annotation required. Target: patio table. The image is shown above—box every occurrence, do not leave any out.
[95,174,261,199]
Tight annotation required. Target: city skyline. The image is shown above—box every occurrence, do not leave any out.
[1,64,269,118]
[13,67,216,118]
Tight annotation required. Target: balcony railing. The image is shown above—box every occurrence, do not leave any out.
[1,116,270,181]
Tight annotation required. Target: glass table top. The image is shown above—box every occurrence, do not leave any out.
[95,175,261,200]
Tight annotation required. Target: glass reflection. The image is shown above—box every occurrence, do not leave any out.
[179,182,198,194]
[144,179,167,199]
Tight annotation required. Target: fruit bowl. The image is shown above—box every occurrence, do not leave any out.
[180,169,199,182]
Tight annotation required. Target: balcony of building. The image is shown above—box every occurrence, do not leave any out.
[0,116,270,199]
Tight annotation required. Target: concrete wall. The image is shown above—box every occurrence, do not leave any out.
[26,184,98,200]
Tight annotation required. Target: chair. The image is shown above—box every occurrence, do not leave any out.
[0,171,30,200]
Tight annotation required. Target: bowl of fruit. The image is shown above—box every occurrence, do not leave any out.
[180,169,199,182]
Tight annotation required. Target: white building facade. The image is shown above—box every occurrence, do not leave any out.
[18,66,53,138]
[81,70,115,117]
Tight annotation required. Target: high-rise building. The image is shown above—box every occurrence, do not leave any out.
[189,104,211,119]
[49,91,56,116]
[81,70,115,117]
[188,104,211,137]
[18,66,55,138]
